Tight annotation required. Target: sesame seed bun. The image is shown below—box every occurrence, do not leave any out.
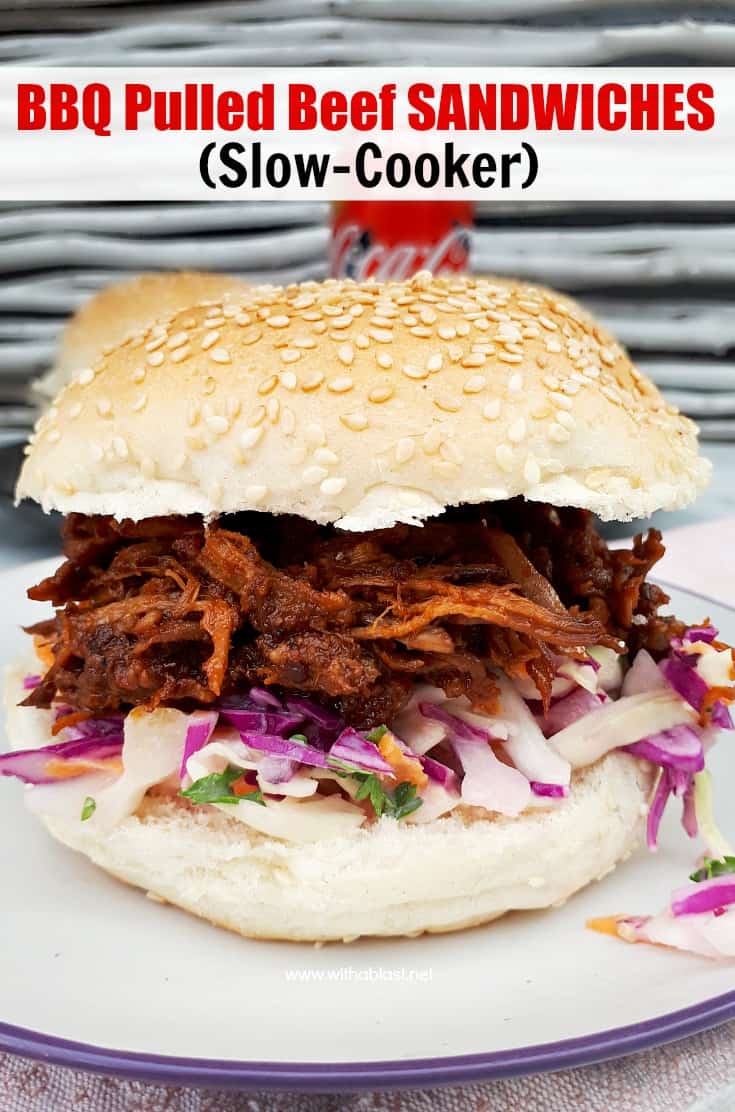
[18,272,709,528]
[35,271,250,402]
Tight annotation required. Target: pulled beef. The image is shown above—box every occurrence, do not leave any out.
[24,503,678,726]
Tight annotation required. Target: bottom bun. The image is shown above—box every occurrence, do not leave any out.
[37,754,649,942]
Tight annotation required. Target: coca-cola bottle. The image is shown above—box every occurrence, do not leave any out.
[329,201,474,280]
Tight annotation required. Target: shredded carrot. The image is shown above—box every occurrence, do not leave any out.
[700,685,735,726]
[586,916,625,939]
[33,636,55,671]
[44,757,123,780]
[231,775,259,797]
[378,732,428,789]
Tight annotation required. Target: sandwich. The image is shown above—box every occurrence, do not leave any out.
[35,271,249,403]
[4,272,733,945]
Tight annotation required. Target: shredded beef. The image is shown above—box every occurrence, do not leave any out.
[24,502,679,726]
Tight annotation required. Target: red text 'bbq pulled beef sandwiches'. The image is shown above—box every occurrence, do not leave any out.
[5,271,729,944]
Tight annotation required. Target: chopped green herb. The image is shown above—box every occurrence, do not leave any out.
[289,734,308,745]
[365,725,389,745]
[353,773,422,821]
[181,767,265,806]
[80,797,96,822]
[690,856,735,883]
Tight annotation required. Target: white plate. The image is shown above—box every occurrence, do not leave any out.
[1,558,733,1091]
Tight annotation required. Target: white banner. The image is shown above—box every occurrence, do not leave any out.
[1,67,732,201]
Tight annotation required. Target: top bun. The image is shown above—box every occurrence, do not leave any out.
[18,272,709,529]
[35,271,250,401]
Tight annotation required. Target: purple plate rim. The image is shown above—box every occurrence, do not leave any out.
[1,989,735,1090]
[2,575,734,1090]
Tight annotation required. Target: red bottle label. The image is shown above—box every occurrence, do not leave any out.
[329,201,473,280]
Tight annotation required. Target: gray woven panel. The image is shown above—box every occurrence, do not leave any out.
[0,3,733,440]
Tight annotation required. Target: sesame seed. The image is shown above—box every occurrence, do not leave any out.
[539,315,558,332]
[258,375,278,396]
[241,327,263,346]
[131,367,146,384]
[524,456,541,484]
[549,392,572,410]
[147,351,165,367]
[507,417,527,443]
[145,334,166,352]
[403,314,418,326]
[483,399,502,421]
[395,438,415,464]
[349,304,364,318]
[240,426,264,451]
[47,428,61,444]
[508,373,524,394]
[438,325,456,341]
[498,352,523,365]
[331,314,353,330]
[301,371,324,392]
[202,377,216,396]
[68,402,82,419]
[280,349,301,365]
[447,344,463,363]
[170,345,191,364]
[402,363,428,380]
[340,412,369,431]
[355,334,370,350]
[337,342,354,366]
[249,406,266,427]
[463,374,486,394]
[461,353,485,369]
[321,476,347,497]
[305,423,326,446]
[208,347,230,365]
[548,423,571,443]
[368,384,394,404]
[434,395,462,413]
[303,465,328,485]
[315,447,339,465]
[236,313,251,327]
[455,321,470,337]
[582,364,600,379]
[421,427,441,455]
[266,397,280,422]
[327,376,353,393]
[302,310,322,322]
[312,321,328,335]
[267,315,290,329]
[293,336,317,350]
[187,402,200,426]
[546,338,563,354]
[410,325,432,338]
[206,415,229,435]
[201,330,220,351]
[556,411,576,430]
[205,317,225,328]
[131,393,148,413]
[370,315,393,329]
[377,352,393,370]
[440,440,463,465]
[112,436,128,460]
[369,328,393,344]
[245,484,269,505]
[281,407,296,435]
[167,331,189,350]
[78,367,95,387]
[426,353,443,374]
[562,380,580,396]
[495,443,514,472]
[97,399,112,417]
[599,347,616,366]
[291,294,315,310]
[420,307,437,325]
